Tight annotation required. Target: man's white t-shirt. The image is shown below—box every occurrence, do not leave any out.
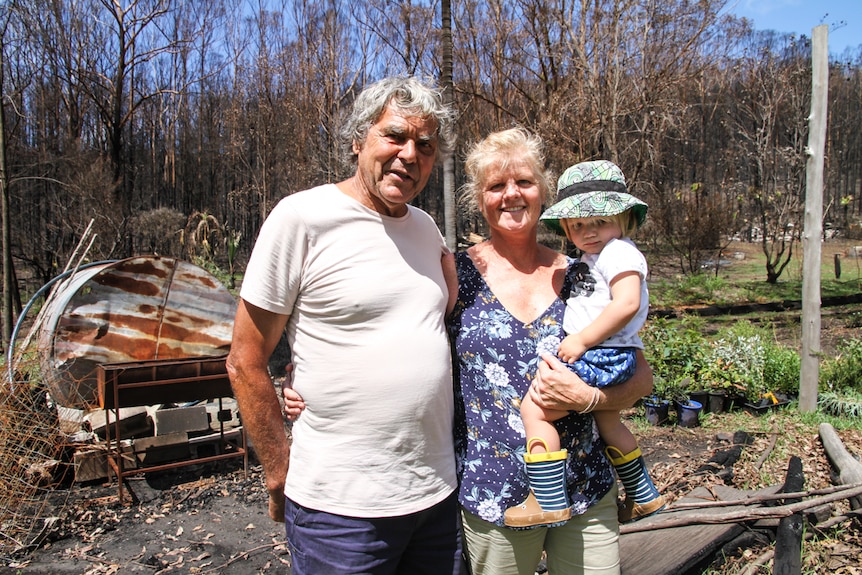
[241,184,457,517]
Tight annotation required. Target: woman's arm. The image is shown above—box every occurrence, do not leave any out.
[281,364,305,421]
[530,350,653,413]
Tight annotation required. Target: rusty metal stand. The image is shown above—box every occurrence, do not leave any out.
[97,355,247,503]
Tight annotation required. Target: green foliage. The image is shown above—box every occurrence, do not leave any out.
[820,338,862,392]
[648,252,862,309]
[224,228,242,290]
[642,315,709,398]
[703,321,767,398]
[818,389,862,419]
[191,256,234,293]
[764,344,800,396]
[700,320,800,400]
[650,274,728,307]
[644,317,801,402]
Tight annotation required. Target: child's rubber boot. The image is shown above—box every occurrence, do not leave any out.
[606,445,666,523]
[504,438,572,528]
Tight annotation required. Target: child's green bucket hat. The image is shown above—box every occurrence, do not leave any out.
[540,160,648,235]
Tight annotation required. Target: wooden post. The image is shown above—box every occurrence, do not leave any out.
[799,25,828,413]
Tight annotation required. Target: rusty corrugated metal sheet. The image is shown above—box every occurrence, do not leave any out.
[38,256,236,408]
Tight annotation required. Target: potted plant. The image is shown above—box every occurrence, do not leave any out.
[668,377,703,427]
[704,324,769,411]
[642,394,670,426]
[652,376,703,427]
[675,398,703,428]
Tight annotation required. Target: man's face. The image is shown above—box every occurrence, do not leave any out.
[352,106,439,217]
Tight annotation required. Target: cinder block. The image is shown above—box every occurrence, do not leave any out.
[73,441,135,482]
[150,405,209,436]
[86,407,151,440]
[205,399,241,429]
[133,432,190,465]
[73,447,110,482]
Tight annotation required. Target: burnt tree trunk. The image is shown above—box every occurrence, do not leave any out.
[774,456,804,575]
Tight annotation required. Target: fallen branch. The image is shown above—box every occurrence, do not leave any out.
[668,482,862,511]
[620,482,862,534]
[754,429,778,470]
[820,422,862,509]
[812,508,862,532]
[735,509,862,575]
[737,547,773,575]
[199,540,288,574]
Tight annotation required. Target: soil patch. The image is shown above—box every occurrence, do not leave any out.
[4,460,287,574]
[6,420,861,575]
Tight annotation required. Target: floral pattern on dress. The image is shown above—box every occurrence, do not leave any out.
[449,251,615,526]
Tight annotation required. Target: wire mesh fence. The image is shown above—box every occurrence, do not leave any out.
[0,357,73,562]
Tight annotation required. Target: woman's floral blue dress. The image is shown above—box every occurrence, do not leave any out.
[449,251,615,526]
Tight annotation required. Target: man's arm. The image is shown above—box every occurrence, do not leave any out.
[226,299,291,522]
[530,350,653,413]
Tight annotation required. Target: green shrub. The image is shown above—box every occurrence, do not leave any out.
[701,321,765,397]
[820,338,862,392]
[642,315,709,397]
[818,389,862,419]
[650,274,728,307]
[764,344,800,396]
[642,316,804,402]
[701,320,800,400]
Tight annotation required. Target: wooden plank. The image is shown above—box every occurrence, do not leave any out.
[620,485,776,575]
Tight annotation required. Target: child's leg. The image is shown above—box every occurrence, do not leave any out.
[503,395,572,528]
[593,410,636,453]
[595,411,665,523]
[520,392,569,453]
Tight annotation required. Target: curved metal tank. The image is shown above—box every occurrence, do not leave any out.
[38,256,237,408]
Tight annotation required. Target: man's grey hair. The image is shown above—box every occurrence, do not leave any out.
[341,76,457,165]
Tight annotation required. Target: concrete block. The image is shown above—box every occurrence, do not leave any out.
[86,406,151,439]
[150,405,209,436]
[73,441,135,482]
[189,428,245,459]
[133,432,190,465]
[204,398,241,429]
[57,406,85,434]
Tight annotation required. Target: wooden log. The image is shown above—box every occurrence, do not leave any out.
[819,422,862,509]
[774,456,803,575]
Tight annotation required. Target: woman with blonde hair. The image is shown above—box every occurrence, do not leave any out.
[450,128,653,575]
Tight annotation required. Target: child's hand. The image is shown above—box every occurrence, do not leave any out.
[558,334,587,364]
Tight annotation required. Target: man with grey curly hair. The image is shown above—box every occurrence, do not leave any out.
[228,76,462,574]
[341,75,457,165]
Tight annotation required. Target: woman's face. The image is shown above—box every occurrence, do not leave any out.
[479,158,544,237]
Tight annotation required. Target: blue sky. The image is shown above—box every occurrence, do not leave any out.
[728,0,860,55]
